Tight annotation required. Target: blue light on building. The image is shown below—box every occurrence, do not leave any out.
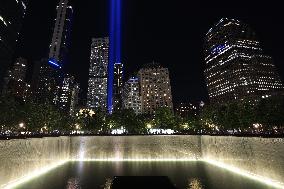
[108,0,121,114]
[48,59,62,69]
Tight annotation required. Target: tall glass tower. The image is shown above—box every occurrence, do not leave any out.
[204,18,284,104]
[0,0,28,90]
[87,38,109,110]
[49,0,73,67]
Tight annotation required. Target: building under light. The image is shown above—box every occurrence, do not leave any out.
[49,0,73,66]
[0,0,28,91]
[204,18,284,104]
[87,37,109,110]
[122,77,142,115]
[138,62,173,114]
[113,63,124,111]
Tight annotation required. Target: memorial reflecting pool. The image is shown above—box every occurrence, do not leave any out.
[15,161,276,189]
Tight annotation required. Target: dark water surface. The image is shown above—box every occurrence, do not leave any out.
[15,161,275,189]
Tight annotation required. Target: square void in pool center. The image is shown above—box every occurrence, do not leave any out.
[15,161,276,189]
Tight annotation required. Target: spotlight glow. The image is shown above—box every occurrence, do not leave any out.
[204,159,284,189]
[2,160,68,189]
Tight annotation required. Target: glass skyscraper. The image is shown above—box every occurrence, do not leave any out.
[87,37,109,110]
[49,0,73,67]
[204,18,284,104]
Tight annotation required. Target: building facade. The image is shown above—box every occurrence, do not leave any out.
[59,74,75,111]
[70,83,80,116]
[49,0,73,66]
[204,18,284,104]
[113,62,123,111]
[32,58,62,103]
[138,62,173,114]
[0,0,28,90]
[87,37,109,110]
[122,77,142,115]
[3,57,30,100]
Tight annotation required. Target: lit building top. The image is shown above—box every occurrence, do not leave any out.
[204,18,284,104]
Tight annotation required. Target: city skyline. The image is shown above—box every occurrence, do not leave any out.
[14,0,284,104]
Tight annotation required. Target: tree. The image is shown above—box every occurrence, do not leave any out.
[154,107,176,130]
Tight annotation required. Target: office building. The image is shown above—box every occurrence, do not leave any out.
[138,62,173,114]
[49,0,73,66]
[113,63,123,110]
[204,18,284,104]
[70,83,80,116]
[87,37,109,110]
[59,74,75,111]
[122,77,142,115]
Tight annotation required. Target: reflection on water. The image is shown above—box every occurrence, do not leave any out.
[187,178,203,189]
[66,178,81,189]
[16,162,275,189]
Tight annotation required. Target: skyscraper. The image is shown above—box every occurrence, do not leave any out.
[113,62,123,110]
[49,0,73,66]
[87,37,109,110]
[0,0,28,90]
[138,62,173,114]
[204,18,284,104]
[59,74,75,111]
[70,83,80,116]
[33,58,62,103]
[2,57,30,100]
[10,57,27,82]
[122,77,142,115]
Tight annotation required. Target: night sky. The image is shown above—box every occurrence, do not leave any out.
[16,0,284,105]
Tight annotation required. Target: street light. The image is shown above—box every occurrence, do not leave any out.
[19,122,25,129]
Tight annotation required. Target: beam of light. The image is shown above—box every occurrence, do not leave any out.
[2,160,68,189]
[204,159,284,189]
[107,0,121,114]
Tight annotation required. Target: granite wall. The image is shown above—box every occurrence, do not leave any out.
[0,135,284,188]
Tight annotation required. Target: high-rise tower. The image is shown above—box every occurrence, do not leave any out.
[87,38,109,110]
[49,0,73,67]
[113,62,123,110]
[204,18,284,104]
[122,77,142,115]
[0,0,28,90]
[138,62,173,114]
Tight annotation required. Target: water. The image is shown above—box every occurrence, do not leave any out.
[15,161,275,189]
